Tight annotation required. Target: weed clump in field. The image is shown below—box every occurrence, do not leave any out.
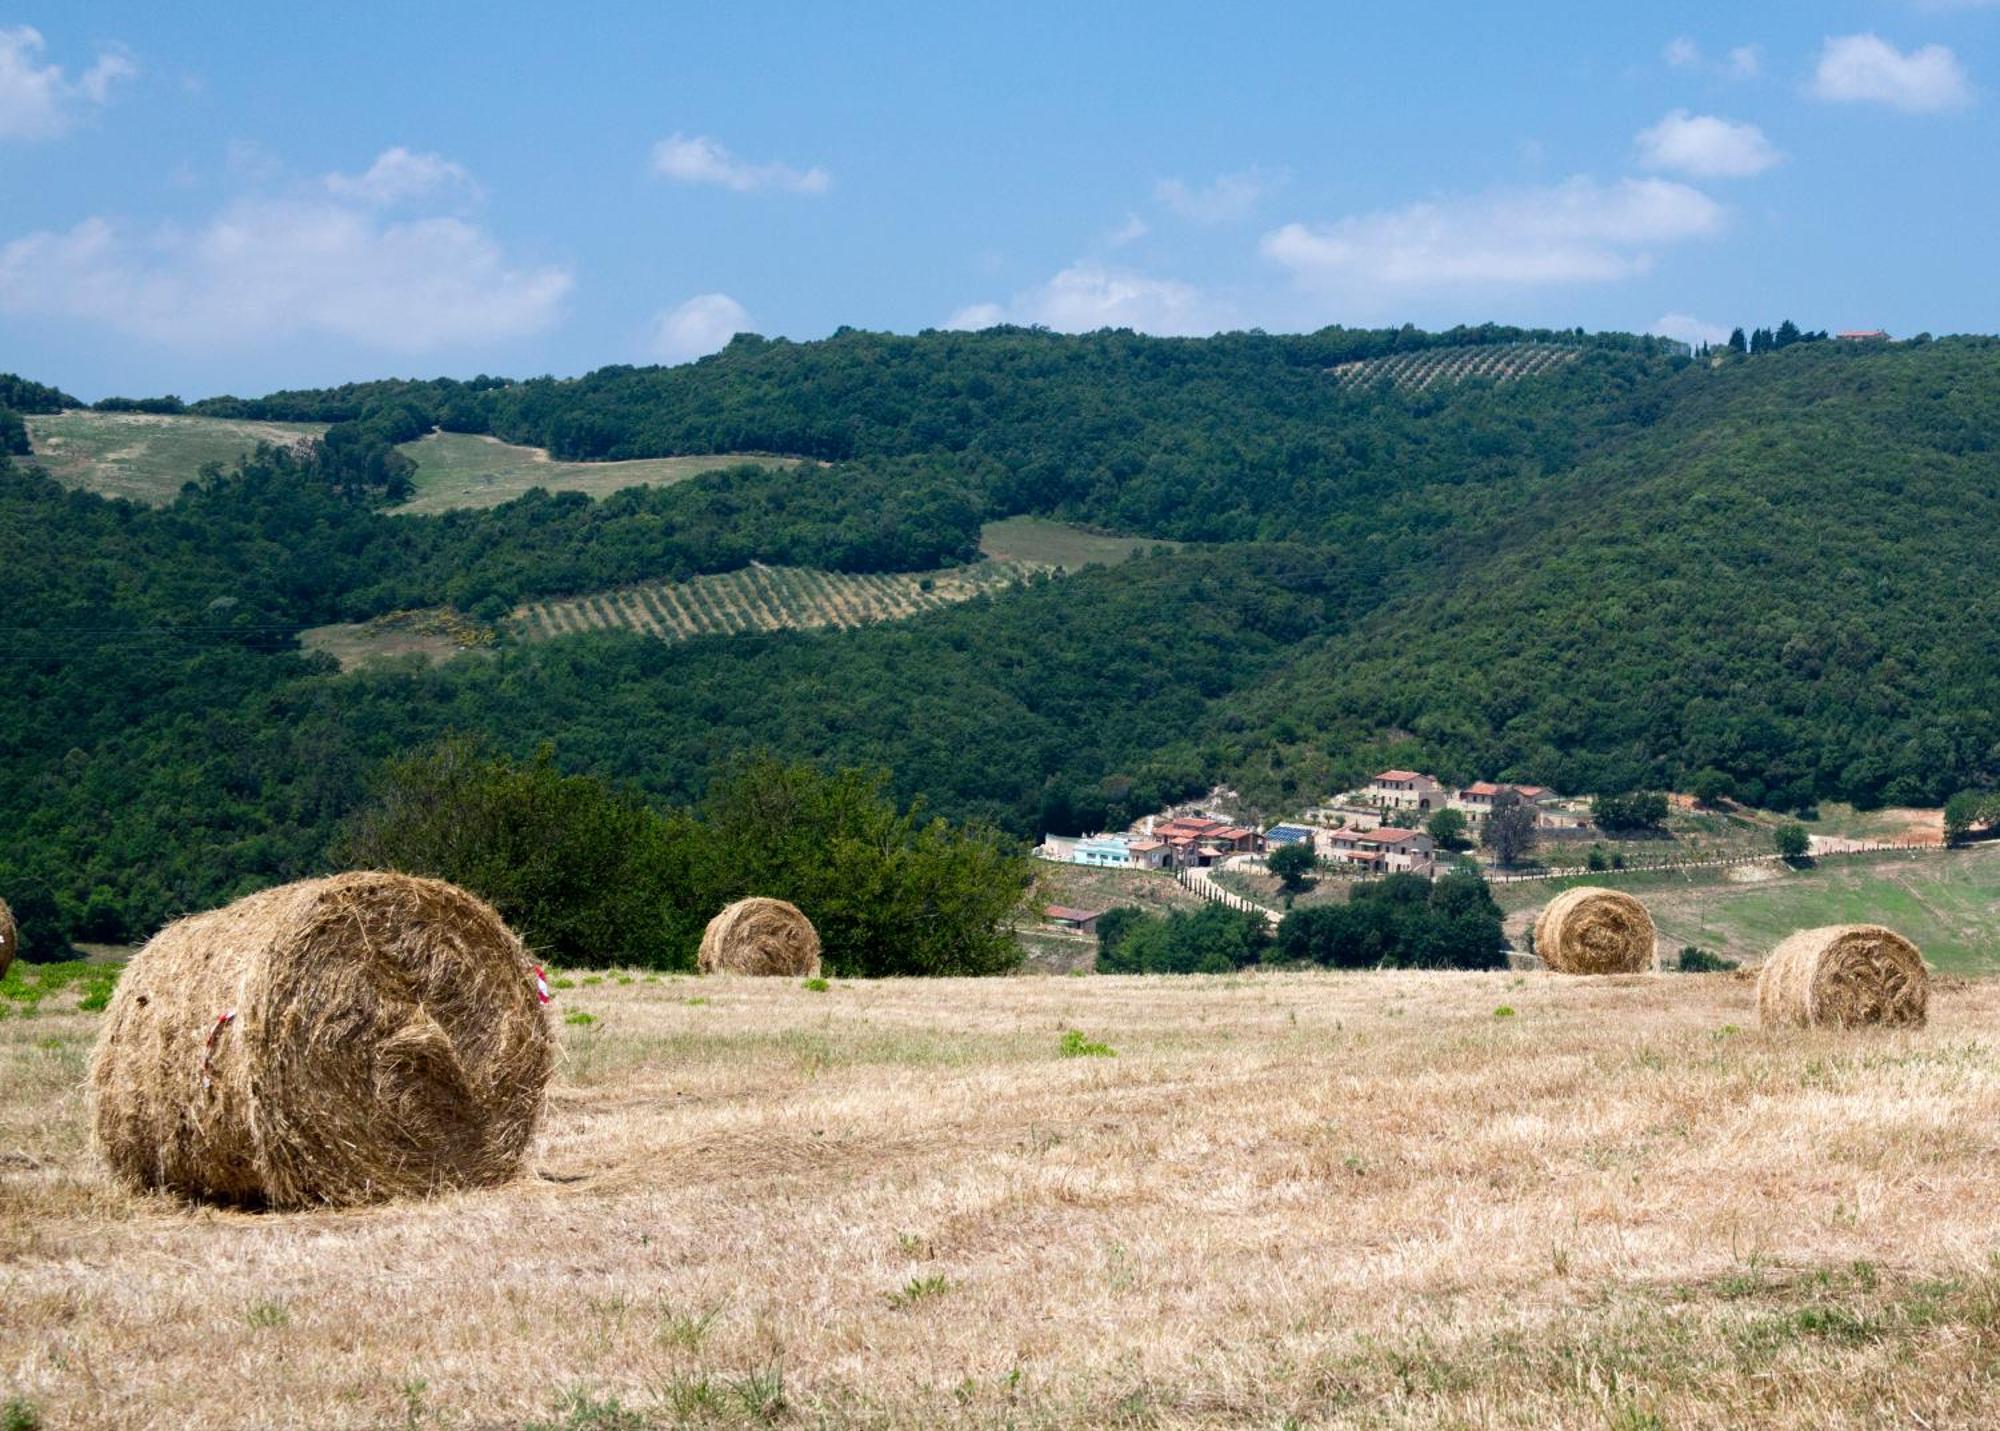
[1678,946,1740,973]
[1060,1029,1115,1058]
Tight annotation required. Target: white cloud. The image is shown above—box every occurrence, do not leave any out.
[1652,312,1731,348]
[326,147,481,207]
[0,185,570,352]
[651,132,829,194]
[1635,110,1782,178]
[0,26,135,141]
[1811,33,1972,112]
[1105,213,1149,247]
[1662,37,1761,79]
[1154,168,1282,223]
[1261,177,1725,295]
[649,292,751,363]
[947,262,1226,336]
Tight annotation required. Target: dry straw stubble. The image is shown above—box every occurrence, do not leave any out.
[89,871,554,1208]
[698,896,822,976]
[1757,923,1929,1029]
[1533,885,1658,974]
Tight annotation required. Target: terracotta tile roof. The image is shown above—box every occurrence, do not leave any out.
[1044,905,1104,923]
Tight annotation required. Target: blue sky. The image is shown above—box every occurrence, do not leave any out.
[3,1,1996,399]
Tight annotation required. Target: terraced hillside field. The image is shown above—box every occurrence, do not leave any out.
[25,411,325,503]
[513,560,1043,643]
[392,430,803,513]
[1328,341,1582,392]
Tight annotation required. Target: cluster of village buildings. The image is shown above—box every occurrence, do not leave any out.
[1040,769,1593,880]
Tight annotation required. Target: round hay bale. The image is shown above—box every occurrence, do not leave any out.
[1533,886,1657,974]
[698,897,821,976]
[0,897,15,981]
[1756,924,1928,1030]
[89,872,553,1209]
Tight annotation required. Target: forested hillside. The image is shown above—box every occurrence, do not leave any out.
[5,325,1999,951]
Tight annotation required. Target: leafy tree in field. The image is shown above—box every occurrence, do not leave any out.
[1273,869,1503,970]
[1774,823,1810,861]
[1095,902,1269,974]
[1943,790,2000,845]
[1591,791,1670,833]
[696,755,1033,977]
[1689,769,1733,808]
[341,736,697,968]
[1483,792,1538,867]
[1425,807,1470,850]
[340,741,1032,975]
[1266,841,1317,897]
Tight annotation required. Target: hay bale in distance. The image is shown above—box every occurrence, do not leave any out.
[1533,886,1657,974]
[89,872,554,1209]
[0,897,15,981]
[698,897,821,976]
[1757,924,1928,1030]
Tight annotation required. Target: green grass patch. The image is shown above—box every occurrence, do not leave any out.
[392,431,800,514]
[976,515,1176,568]
[0,960,120,1016]
[1059,1029,1116,1058]
[1497,846,2000,973]
[25,411,324,504]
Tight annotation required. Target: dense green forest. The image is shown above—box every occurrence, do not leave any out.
[5,325,2000,952]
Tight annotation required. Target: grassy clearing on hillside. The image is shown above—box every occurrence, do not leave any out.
[1032,862,1207,919]
[976,515,1177,568]
[301,609,496,671]
[7,969,2000,1425]
[511,560,1044,645]
[24,411,324,503]
[392,430,801,513]
[1496,846,2000,972]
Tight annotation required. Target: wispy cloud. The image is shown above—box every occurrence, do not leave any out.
[1104,213,1149,248]
[1652,312,1731,348]
[1154,168,1284,223]
[0,26,135,141]
[649,293,751,363]
[1635,111,1782,178]
[651,132,830,194]
[947,262,1228,335]
[1663,38,1761,78]
[1811,33,1973,112]
[0,151,569,351]
[325,147,482,208]
[1261,177,1725,296]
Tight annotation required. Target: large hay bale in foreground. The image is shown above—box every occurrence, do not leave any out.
[698,897,821,976]
[1757,924,1928,1029]
[1533,886,1657,974]
[0,897,15,981]
[89,872,554,1209]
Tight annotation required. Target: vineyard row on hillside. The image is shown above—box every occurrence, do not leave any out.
[510,560,1047,643]
[1329,342,1582,392]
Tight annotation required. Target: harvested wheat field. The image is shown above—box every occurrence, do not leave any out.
[7,969,2000,1427]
